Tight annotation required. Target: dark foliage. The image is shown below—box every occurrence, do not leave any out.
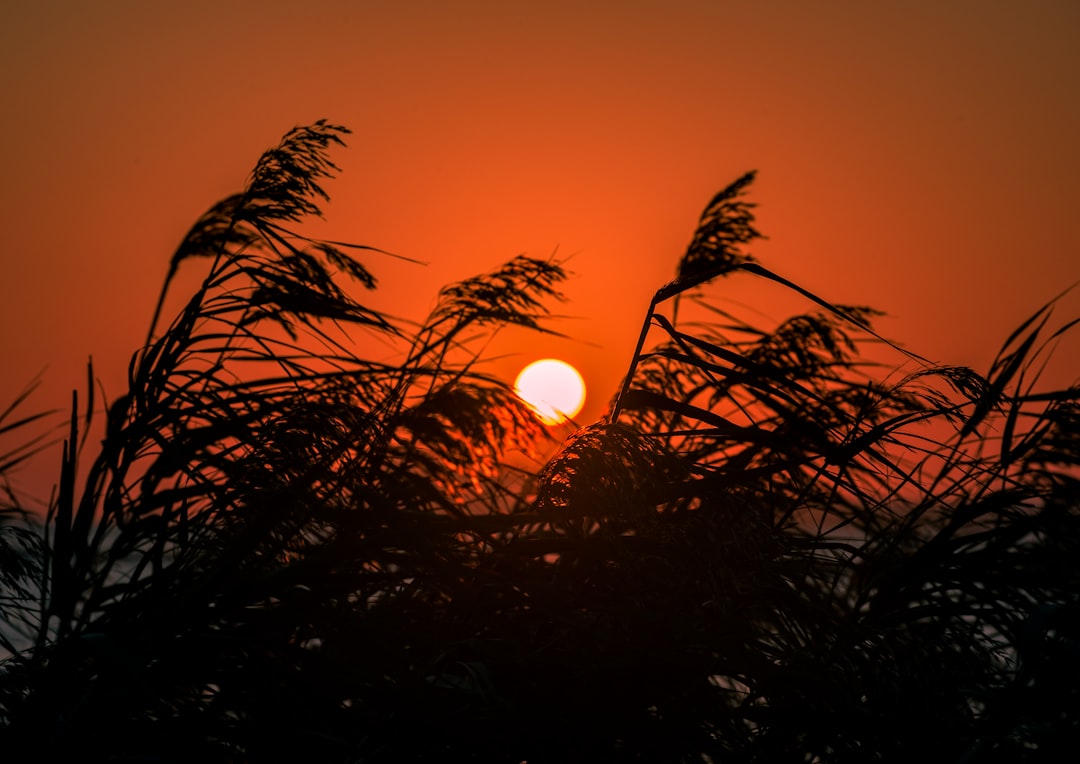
[1,123,1078,762]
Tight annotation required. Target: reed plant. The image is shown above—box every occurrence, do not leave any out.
[0,122,1076,762]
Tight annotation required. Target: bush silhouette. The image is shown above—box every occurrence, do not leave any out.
[1,122,1078,762]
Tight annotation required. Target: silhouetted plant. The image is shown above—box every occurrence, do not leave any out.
[1,124,1078,763]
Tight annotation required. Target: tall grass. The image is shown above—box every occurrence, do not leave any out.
[0,122,1077,762]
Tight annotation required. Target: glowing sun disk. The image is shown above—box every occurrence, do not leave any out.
[514,359,586,425]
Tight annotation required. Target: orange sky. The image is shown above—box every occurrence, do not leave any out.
[2,1,1078,499]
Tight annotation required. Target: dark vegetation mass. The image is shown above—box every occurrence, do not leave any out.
[1,122,1078,762]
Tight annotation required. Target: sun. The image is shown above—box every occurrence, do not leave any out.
[514,359,586,425]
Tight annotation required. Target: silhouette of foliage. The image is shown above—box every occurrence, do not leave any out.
[1,123,1078,762]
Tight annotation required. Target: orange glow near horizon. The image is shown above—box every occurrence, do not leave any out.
[1,2,1078,500]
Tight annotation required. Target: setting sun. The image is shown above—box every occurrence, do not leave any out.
[514,358,586,425]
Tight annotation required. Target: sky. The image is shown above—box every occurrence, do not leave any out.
[2,0,1078,498]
